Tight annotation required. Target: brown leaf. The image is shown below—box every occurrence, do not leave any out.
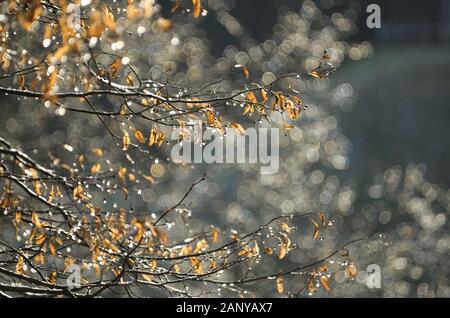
[16,256,24,275]
[18,74,25,90]
[211,227,219,244]
[307,277,316,293]
[32,212,42,229]
[345,263,357,278]
[230,123,245,135]
[92,148,104,157]
[276,274,284,294]
[247,91,258,104]
[148,127,157,147]
[192,0,201,18]
[123,130,130,151]
[109,58,122,78]
[158,18,172,31]
[320,275,331,291]
[311,219,319,240]
[90,163,101,174]
[261,89,268,102]
[134,130,146,144]
[102,6,116,31]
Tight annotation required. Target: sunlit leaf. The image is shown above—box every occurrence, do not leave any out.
[123,130,130,151]
[320,275,331,291]
[134,130,146,144]
[192,0,201,18]
[276,274,284,294]
[230,123,245,135]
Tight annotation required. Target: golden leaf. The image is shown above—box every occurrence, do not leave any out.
[247,91,258,104]
[142,273,153,282]
[127,4,142,20]
[308,70,321,78]
[123,130,130,151]
[261,89,268,102]
[192,0,201,18]
[158,18,172,31]
[15,211,22,225]
[16,256,24,275]
[126,74,134,86]
[17,0,42,32]
[211,227,219,244]
[345,263,357,278]
[32,212,42,229]
[276,274,284,294]
[281,223,292,233]
[320,275,331,291]
[278,233,291,259]
[243,104,253,116]
[319,212,326,227]
[109,57,122,78]
[307,277,316,293]
[206,110,216,126]
[91,163,101,174]
[92,148,104,157]
[122,187,129,200]
[171,0,182,13]
[18,74,25,90]
[128,173,136,182]
[230,123,245,135]
[49,241,57,256]
[134,130,146,144]
[148,127,157,147]
[35,233,46,246]
[118,167,127,180]
[48,271,57,284]
[311,219,319,240]
[102,7,116,31]
[283,124,294,130]
[131,218,144,242]
[143,174,155,183]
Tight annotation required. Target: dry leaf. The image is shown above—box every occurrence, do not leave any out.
[345,263,357,278]
[16,256,24,275]
[247,91,258,104]
[18,74,25,90]
[211,227,219,244]
[48,271,57,284]
[230,123,245,135]
[123,130,130,151]
[109,57,122,77]
[134,130,146,144]
[32,212,42,229]
[192,0,201,18]
[92,148,104,157]
[320,275,331,291]
[276,274,284,294]
[307,277,316,293]
[91,163,101,174]
[148,127,157,147]
[158,18,172,31]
